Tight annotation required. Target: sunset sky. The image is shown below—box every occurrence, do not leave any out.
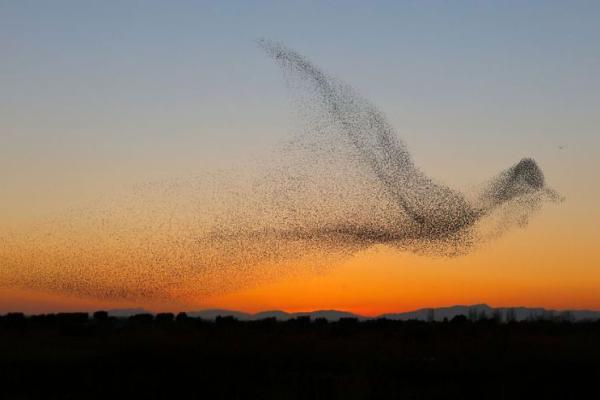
[1,1,599,315]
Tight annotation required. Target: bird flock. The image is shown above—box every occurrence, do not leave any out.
[0,41,559,301]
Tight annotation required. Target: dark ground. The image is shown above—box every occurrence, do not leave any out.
[1,312,599,399]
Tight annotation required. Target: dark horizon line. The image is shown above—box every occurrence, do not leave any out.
[4,303,600,320]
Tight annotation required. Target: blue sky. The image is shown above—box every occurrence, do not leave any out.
[1,1,599,219]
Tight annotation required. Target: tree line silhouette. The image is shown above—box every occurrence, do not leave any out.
[1,311,599,399]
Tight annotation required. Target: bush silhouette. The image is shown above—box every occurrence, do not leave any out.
[155,313,175,324]
[56,312,88,324]
[93,311,109,321]
[175,312,189,322]
[451,314,468,324]
[129,313,154,324]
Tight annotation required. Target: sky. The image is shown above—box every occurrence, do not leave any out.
[1,1,599,314]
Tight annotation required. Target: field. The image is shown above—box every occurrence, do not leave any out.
[1,312,599,399]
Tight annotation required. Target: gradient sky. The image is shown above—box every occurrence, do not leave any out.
[1,1,599,314]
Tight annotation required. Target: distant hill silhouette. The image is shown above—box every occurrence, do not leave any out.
[106,307,150,317]
[173,304,600,322]
[379,304,600,321]
[183,309,363,321]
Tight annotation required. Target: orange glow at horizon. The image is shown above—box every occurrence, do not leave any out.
[3,207,599,316]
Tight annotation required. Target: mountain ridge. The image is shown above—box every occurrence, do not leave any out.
[140,304,600,321]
